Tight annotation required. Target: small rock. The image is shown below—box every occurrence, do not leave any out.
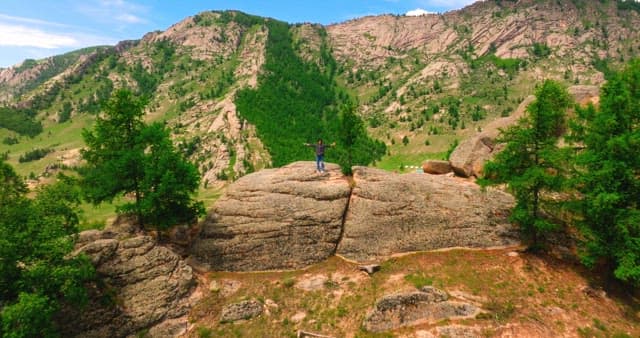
[435,325,480,338]
[220,300,264,323]
[296,274,328,291]
[291,312,307,323]
[218,279,242,296]
[265,299,278,308]
[415,330,436,338]
[359,264,381,275]
[422,160,453,175]
[209,280,220,292]
[297,330,335,338]
[507,251,519,257]
[581,286,606,298]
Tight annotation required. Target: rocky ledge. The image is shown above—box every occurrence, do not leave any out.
[363,286,481,332]
[191,161,518,271]
[337,166,518,262]
[59,223,200,337]
[191,162,351,271]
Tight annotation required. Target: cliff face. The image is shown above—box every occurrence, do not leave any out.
[328,0,640,71]
[191,162,518,271]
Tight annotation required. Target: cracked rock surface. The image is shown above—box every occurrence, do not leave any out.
[337,167,518,262]
[364,286,481,333]
[191,161,352,271]
[192,162,518,271]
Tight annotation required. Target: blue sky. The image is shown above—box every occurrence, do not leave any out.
[0,0,477,68]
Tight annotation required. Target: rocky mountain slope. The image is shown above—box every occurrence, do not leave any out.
[1,0,638,185]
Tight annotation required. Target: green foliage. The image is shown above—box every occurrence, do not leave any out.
[482,80,572,246]
[404,272,434,288]
[235,20,385,169]
[336,102,378,175]
[0,165,95,337]
[80,89,203,234]
[134,123,205,230]
[569,60,640,285]
[0,106,42,137]
[445,139,459,160]
[617,0,640,12]
[531,42,552,58]
[3,136,19,145]
[592,57,614,80]
[14,59,38,73]
[81,89,146,209]
[18,147,53,163]
[59,102,72,123]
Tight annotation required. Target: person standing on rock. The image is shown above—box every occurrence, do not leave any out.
[304,138,335,173]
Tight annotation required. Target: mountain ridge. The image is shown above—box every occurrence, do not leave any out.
[0,0,638,186]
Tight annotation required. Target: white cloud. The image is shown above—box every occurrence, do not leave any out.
[0,13,71,28]
[0,23,78,48]
[406,8,435,16]
[116,13,146,24]
[77,0,150,26]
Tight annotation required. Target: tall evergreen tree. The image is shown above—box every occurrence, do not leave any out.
[570,60,640,285]
[81,89,146,218]
[135,123,204,232]
[481,80,572,247]
[80,89,203,233]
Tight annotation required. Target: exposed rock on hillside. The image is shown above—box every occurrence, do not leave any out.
[422,160,453,175]
[60,225,199,337]
[337,167,517,262]
[192,162,518,271]
[363,286,481,333]
[449,85,600,178]
[191,162,351,271]
[220,300,264,323]
[449,95,535,178]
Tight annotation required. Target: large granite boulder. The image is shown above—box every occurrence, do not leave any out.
[422,160,453,175]
[449,95,535,178]
[59,228,198,338]
[336,167,518,262]
[449,85,601,178]
[191,161,352,271]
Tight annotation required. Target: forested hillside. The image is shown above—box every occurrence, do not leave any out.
[1,0,639,182]
[234,17,385,168]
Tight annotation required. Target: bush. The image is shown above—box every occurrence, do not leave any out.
[19,148,53,163]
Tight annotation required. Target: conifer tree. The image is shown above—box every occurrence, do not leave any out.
[81,89,203,234]
[481,80,572,247]
[570,60,640,285]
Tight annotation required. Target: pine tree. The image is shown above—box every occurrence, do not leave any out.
[80,89,204,234]
[481,80,572,247]
[80,89,146,219]
[570,60,640,285]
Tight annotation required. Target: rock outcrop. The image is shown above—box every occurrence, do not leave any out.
[449,85,601,178]
[192,162,518,271]
[363,286,481,333]
[337,167,517,262]
[422,160,453,175]
[449,95,535,178]
[60,224,198,338]
[220,300,264,323]
[191,162,352,271]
